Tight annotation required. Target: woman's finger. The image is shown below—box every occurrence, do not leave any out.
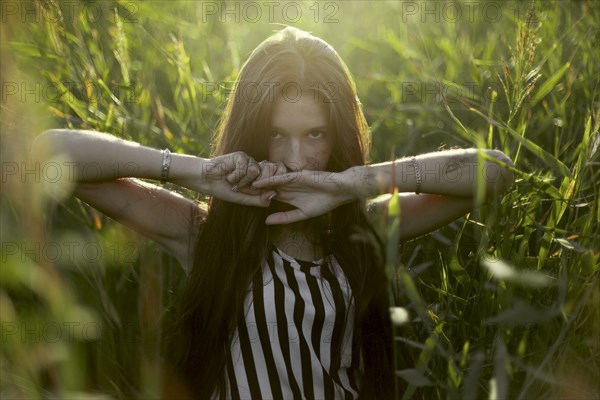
[265,208,309,225]
[252,170,301,188]
[253,161,285,182]
[274,161,287,177]
[226,153,249,184]
[235,160,261,189]
[254,161,273,182]
[229,189,277,208]
[225,152,263,190]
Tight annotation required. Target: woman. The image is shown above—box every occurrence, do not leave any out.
[33,27,513,399]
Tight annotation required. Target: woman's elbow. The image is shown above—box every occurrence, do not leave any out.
[31,130,58,161]
[485,149,515,196]
[32,129,67,154]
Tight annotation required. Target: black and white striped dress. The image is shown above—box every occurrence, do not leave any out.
[218,246,361,400]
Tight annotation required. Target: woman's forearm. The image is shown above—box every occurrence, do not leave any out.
[346,148,514,199]
[31,129,205,184]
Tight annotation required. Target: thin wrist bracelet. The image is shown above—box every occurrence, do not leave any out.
[161,148,171,183]
[412,156,421,194]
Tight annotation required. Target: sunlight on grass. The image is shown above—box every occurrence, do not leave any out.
[2,0,599,398]
[481,257,552,288]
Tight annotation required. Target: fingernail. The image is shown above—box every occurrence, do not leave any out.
[231,185,239,192]
[267,193,277,202]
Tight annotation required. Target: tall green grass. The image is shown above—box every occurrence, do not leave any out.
[1,1,598,398]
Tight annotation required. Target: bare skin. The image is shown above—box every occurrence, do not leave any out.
[32,96,514,270]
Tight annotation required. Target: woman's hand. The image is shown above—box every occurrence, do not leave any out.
[170,152,271,207]
[252,169,355,224]
[173,152,287,208]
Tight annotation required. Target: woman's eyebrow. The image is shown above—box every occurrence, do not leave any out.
[307,125,329,131]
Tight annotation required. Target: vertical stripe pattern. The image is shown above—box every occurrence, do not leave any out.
[217,247,360,400]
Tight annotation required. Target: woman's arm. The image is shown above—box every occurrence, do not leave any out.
[252,148,514,241]
[31,129,276,266]
[351,148,515,241]
[349,148,514,200]
[32,129,276,194]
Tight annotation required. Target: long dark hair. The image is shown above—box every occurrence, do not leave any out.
[166,27,393,399]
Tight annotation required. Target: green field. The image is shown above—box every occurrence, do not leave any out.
[1,1,599,398]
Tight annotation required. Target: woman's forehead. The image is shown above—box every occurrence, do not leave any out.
[270,94,329,131]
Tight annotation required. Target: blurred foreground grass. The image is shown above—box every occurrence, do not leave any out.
[1,1,599,398]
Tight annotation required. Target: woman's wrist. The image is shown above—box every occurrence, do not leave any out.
[341,160,420,200]
[168,153,211,187]
[339,166,377,200]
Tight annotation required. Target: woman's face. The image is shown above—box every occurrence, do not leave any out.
[268,93,333,171]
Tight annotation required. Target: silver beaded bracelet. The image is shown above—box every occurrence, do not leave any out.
[161,148,171,183]
[411,156,421,194]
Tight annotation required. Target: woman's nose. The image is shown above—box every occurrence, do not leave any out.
[283,139,305,171]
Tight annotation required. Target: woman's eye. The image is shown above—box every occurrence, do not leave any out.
[309,130,325,138]
[269,131,282,139]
